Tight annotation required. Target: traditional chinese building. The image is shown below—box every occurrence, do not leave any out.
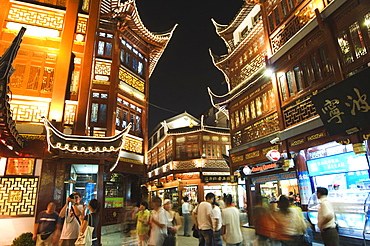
[0,0,175,244]
[146,112,234,209]
[210,0,370,243]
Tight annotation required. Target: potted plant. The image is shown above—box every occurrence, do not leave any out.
[12,232,35,246]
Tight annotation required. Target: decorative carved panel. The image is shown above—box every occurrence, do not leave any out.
[283,98,318,127]
[10,100,50,123]
[7,3,65,30]
[119,67,145,93]
[0,177,39,216]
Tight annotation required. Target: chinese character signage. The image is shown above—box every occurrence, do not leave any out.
[306,152,369,176]
[297,171,312,205]
[311,67,370,135]
[202,175,237,183]
[6,158,35,176]
[252,171,296,184]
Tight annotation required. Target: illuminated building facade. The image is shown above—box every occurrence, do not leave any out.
[0,0,175,244]
[146,112,234,209]
[210,0,370,243]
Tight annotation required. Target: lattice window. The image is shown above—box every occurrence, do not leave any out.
[7,3,65,30]
[0,177,39,216]
[95,61,111,75]
[41,67,54,92]
[27,66,41,90]
[64,103,76,125]
[76,17,87,34]
[283,98,317,127]
[10,100,49,123]
[9,64,26,88]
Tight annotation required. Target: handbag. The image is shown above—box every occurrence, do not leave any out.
[192,224,199,238]
[40,231,53,240]
[75,214,94,246]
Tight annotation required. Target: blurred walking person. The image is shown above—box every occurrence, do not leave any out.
[163,199,182,246]
[253,195,275,245]
[211,200,222,246]
[182,196,192,237]
[192,192,215,246]
[33,202,61,246]
[222,194,243,246]
[273,195,307,246]
[317,187,339,246]
[133,201,150,246]
[148,196,167,246]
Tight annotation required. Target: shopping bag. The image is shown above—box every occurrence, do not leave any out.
[75,214,94,246]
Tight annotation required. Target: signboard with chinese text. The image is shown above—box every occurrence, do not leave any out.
[306,152,369,176]
[6,158,35,176]
[202,175,237,183]
[297,171,312,205]
[252,171,296,184]
[311,67,370,136]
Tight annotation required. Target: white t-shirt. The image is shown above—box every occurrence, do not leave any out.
[211,205,222,231]
[222,207,243,244]
[195,201,212,230]
[318,197,336,230]
[148,207,167,246]
[182,202,192,214]
[60,207,80,239]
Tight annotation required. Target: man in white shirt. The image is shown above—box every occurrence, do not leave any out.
[182,196,192,237]
[211,201,222,246]
[317,187,339,246]
[222,194,243,246]
[192,193,215,246]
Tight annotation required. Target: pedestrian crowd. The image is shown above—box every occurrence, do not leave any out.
[33,187,338,246]
[33,192,100,246]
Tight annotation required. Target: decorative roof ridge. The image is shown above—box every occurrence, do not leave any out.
[208,71,265,107]
[43,117,132,156]
[0,27,26,150]
[213,18,264,65]
[209,48,231,91]
[214,3,254,35]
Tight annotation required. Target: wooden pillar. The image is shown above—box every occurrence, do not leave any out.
[97,161,105,246]
[36,159,58,216]
[245,177,254,226]
[0,0,10,30]
[49,0,79,124]
[105,30,119,136]
[74,0,102,135]
[315,9,344,82]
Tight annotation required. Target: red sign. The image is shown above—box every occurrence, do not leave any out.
[266,150,281,162]
[251,163,277,173]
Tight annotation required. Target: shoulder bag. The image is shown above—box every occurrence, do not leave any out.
[75,214,94,246]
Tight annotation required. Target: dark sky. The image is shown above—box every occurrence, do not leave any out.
[136,0,244,132]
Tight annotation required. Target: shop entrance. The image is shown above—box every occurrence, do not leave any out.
[259,178,298,202]
[66,164,98,205]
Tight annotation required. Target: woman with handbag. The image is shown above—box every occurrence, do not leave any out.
[78,199,100,246]
[163,199,181,246]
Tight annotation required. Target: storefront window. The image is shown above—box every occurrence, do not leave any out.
[349,21,367,59]
[337,30,354,64]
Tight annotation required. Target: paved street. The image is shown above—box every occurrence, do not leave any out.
[100,215,325,246]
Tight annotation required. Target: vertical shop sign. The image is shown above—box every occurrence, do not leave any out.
[311,67,370,135]
[298,171,312,205]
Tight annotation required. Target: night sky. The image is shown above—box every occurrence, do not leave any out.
[136,0,244,132]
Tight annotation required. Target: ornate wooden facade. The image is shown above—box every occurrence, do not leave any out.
[0,0,175,244]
